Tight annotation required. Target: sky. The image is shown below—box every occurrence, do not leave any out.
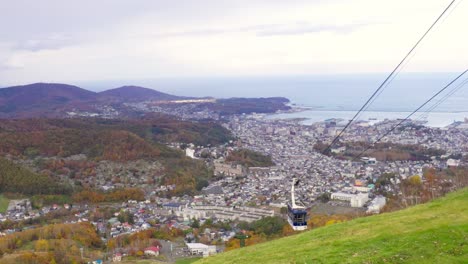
[0,0,467,87]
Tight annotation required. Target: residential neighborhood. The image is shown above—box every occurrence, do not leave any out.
[1,111,467,263]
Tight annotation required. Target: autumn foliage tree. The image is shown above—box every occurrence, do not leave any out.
[0,117,233,161]
[72,188,145,203]
[0,117,226,196]
[0,222,102,262]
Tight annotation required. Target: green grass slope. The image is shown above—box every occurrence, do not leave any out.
[0,194,9,213]
[198,189,468,264]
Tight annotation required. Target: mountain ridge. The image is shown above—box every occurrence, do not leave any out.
[0,82,188,101]
[98,85,187,102]
[0,83,188,118]
[0,83,97,117]
[0,82,291,118]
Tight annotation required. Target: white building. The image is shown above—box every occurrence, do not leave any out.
[331,192,369,208]
[354,186,371,193]
[361,157,377,165]
[186,148,196,159]
[350,193,369,207]
[186,243,217,257]
[176,205,274,222]
[447,159,460,167]
[367,196,387,214]
[331,146,346,154]
[331,192,355,202]
[177,207,207,221]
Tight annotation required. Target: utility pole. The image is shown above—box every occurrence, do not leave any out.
[234,233,249,247]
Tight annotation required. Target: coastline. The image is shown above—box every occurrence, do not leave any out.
[268,105,468,128]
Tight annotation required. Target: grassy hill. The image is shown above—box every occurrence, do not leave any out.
[198,189,468,264]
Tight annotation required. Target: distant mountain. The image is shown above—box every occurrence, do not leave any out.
[98,85,186,102]
[0,83,96,117]
[0,83,95,105]
[0,82,290,118]
[0,83,189,118]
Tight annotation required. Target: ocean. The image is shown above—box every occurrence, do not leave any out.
[267,110,468,128]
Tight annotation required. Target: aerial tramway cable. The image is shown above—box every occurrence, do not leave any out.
[351,69,468,161]
[416,77,468,121]
[323,0,457,154]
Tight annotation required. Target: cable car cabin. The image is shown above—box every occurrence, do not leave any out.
[287,204,307,231]
[288,178,308,231]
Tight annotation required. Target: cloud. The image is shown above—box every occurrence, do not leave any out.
[255,22,373,36]
[0,64,20,72]
[12,33,74,52]
[0,0,466,85]
[134,22,372,39]
[0,43,21,71]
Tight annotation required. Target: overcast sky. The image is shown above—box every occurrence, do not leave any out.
[0,0,466,86]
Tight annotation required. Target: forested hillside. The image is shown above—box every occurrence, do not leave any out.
[0,116,233,160]
[0,116,233,195]
[0,158,71,195]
